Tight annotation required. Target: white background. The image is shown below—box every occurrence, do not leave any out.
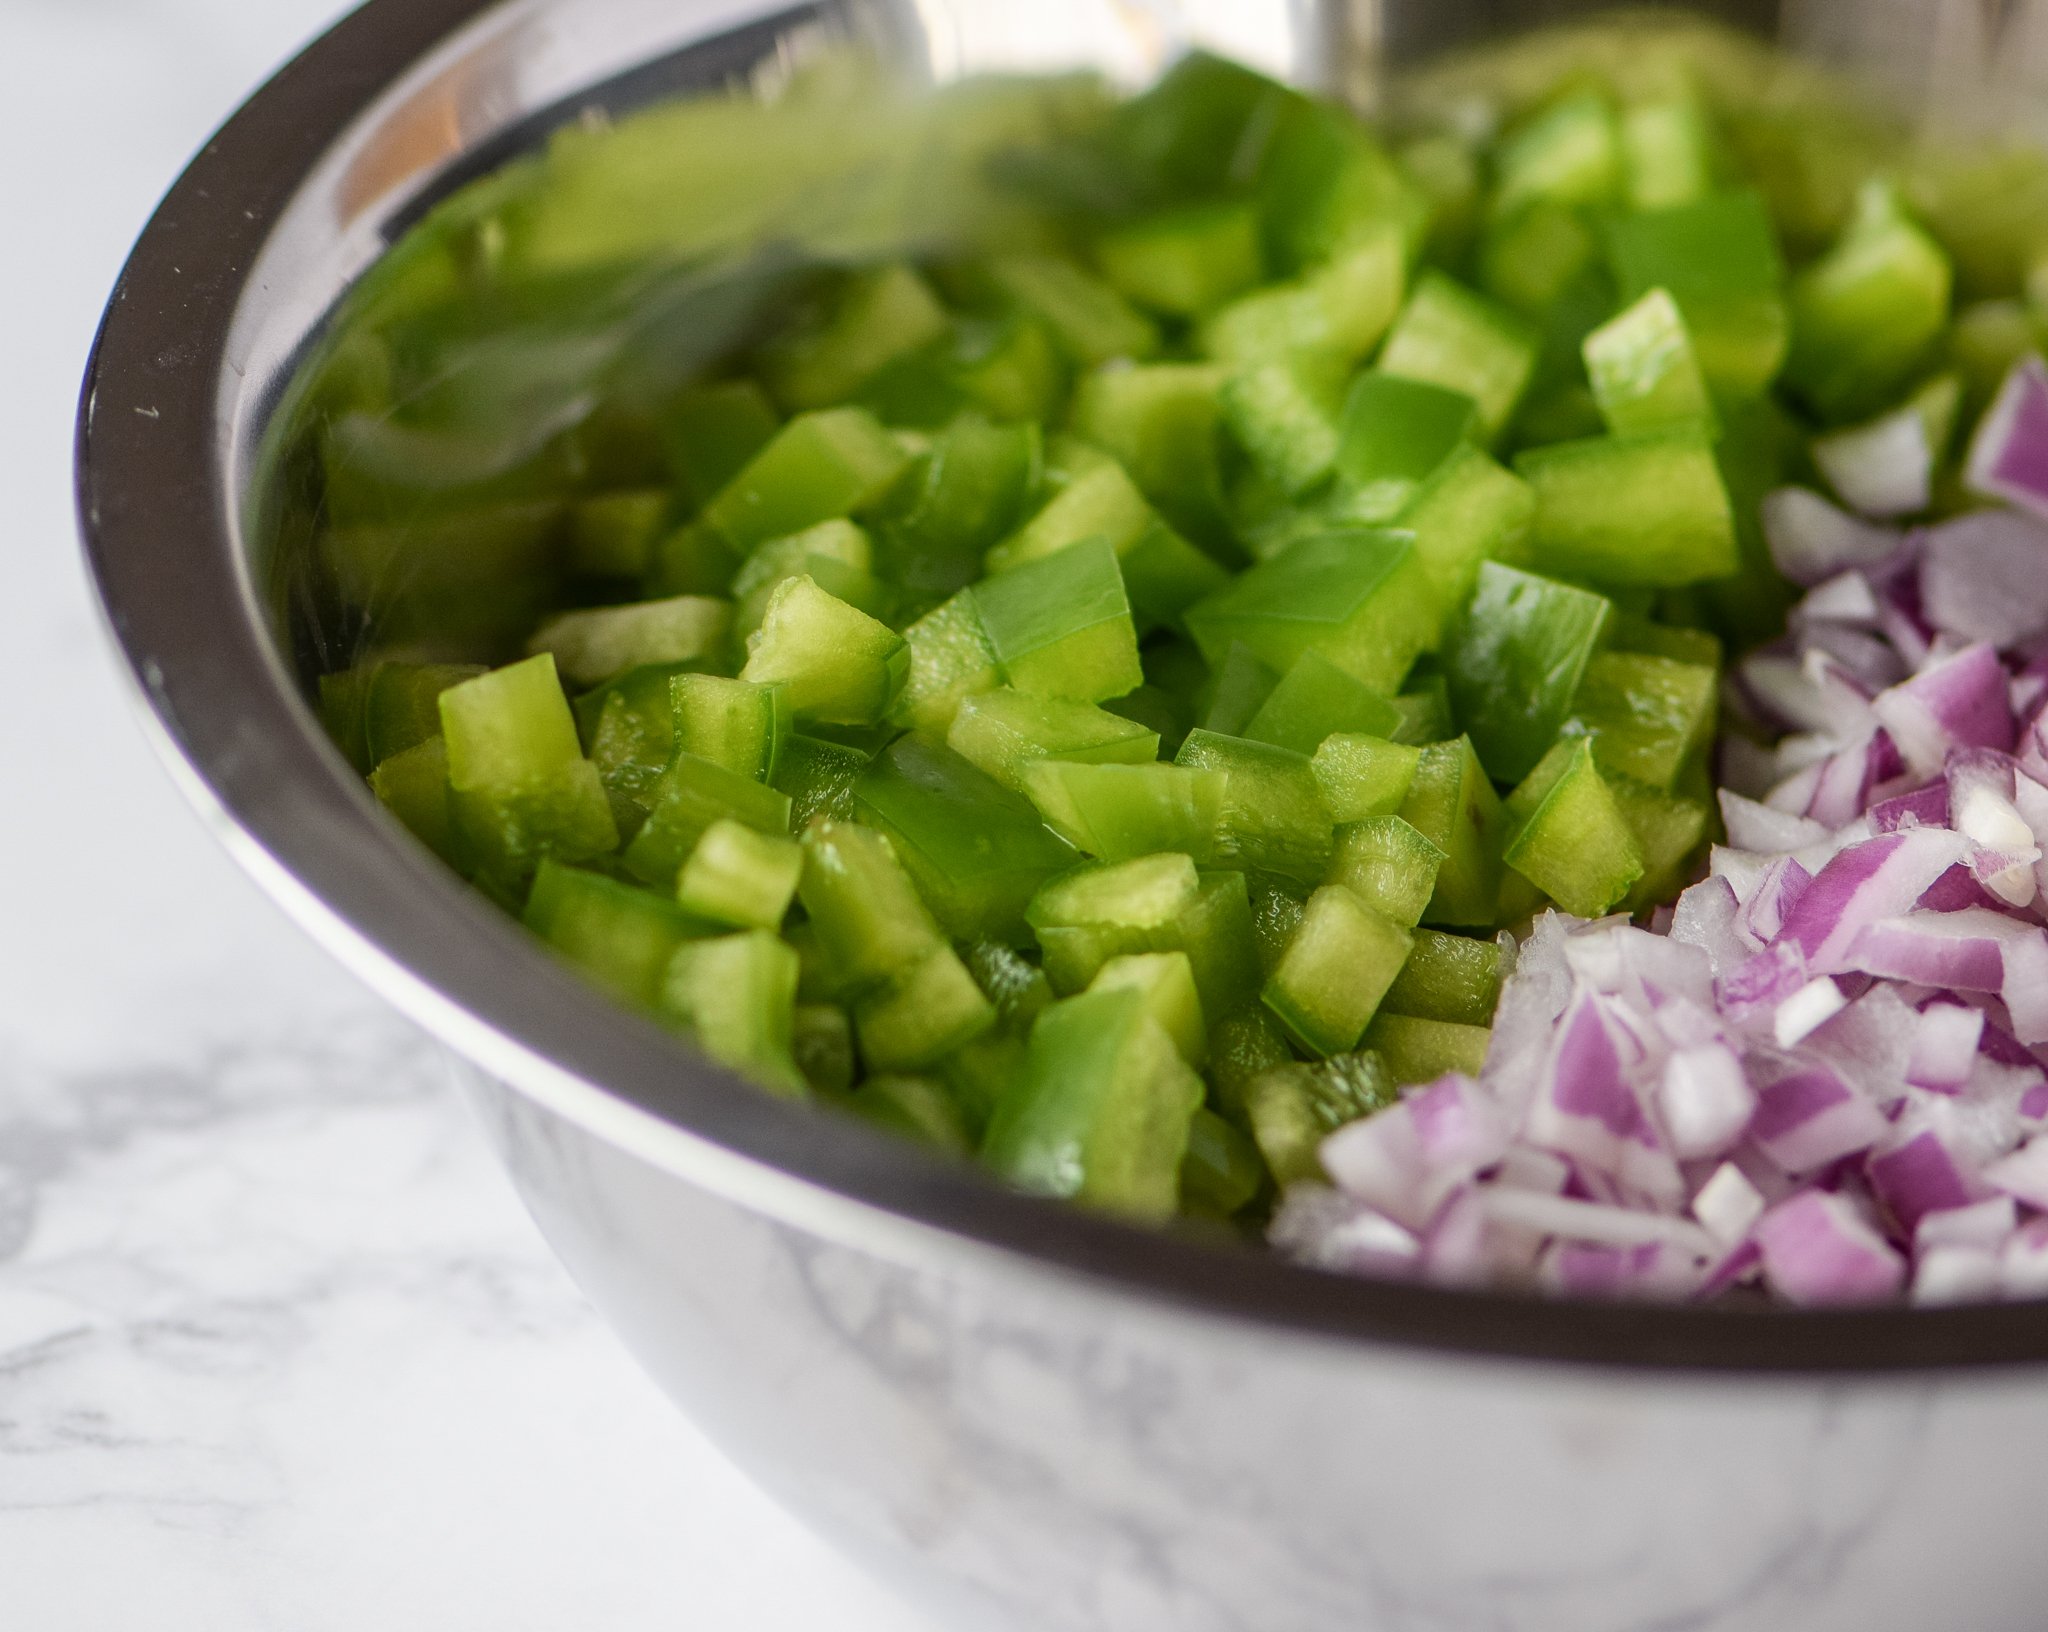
[0,2,929,1625]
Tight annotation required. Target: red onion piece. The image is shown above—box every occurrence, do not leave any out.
[1964,354,2048,521]
[1760,486,1906,585]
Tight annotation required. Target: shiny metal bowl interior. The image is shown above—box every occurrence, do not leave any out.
[74,0,2048,1379]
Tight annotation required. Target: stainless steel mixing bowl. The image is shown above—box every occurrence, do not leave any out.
[76,2,2048,1627]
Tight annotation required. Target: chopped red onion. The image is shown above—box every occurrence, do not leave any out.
[1748,1066,1888,1172]
[1754,1190,1906,1306]
[1871,643,2015,780]
[1964,354,2048,520]
[1760,486,1906,585]
[1919,508,2048,651]
[1814,402,1936,517]
[1906,1001,1986,1091]
[1868,1130,1988,1231]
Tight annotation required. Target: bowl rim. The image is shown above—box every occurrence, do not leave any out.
[74,0,2048,1375]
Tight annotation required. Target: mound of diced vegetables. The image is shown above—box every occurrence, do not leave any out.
[311,23,2048,1296]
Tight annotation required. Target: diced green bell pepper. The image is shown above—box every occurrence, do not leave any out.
[701,407,911,550]
[771,732,873,829]
[439,655,619,887]
[568,490,669,580]
[1491,90,1621,220]
[668,673,788,783]
[524,858,709,1011]
[1311,732,1423,821]
[1179,1106,1266,1216]
[1245,1050,1397,1185]
[1515,429,1738,586]
[1393,444,1537,622]
[1443,561,1614,783]
[1399,736,1506,929]
[1613,777,1711,913]
[793,1002,857,1096]
[528,595,731,687]
[1621,93,1716,211]
[662,379,780,510]
[1380,928,1504,1028]
[675,818,804,929]
[1021,760,1223,863]
[854,944,997,1072]
[1065,368,1232,553]
[1605,190,1788,397]
[662,930,803,1094]
[946,687,1158,795]
[1565,649,1716,790]
[1501,737,1644,917]
[1262,884,1413,1056]
[1184,527,1437,694]
[1200,227,1407,367]
[851,1073,973,1155]
[371,735,461,867]
[1332,371,1480,521]
[1583,288,1718,436]
[1096,200,1265,317]
[740,575,909,725]
[970,537,1143,703]
[872,416,1042,600]
[1243,650,1402,755]
[796,818,946,990]
[729,519,883,638]
[623,750,792,887]
[1220,351,1350,499]
[981,986,1204,1221]
[1198,641,1281,736]
[1363,1012,1491,1085]
[853,734,1075,944]
[1090,950,1207,1066]
[983,253,1160,367]
[1377,272,1540,445]
[1257,92,1430,271]
[1175,728,1335,886]
[758,263,952,412]
[889,590,1000,734]
[1324,815,1445,928]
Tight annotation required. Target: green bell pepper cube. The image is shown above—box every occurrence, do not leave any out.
[1333,371,1480,520]
[1065,368,1231,552]
[1491,90,1621,220]
[1244,649,1403,756]
[1444,562,1614,783]
[1324,815,1445,928]
[981,986,1204,1222]
[1028,851,1198,951]
[758,263,952,412]
[1377,272,1540,445]
[1250,878,1307,975]
[1399,736,1506,929]
[674,818,804,930]
[1380,928,1504,1028]
[938,1031,1028,1146]
[1606,610,1721,670]
[1021,760,1224,863]
[796,818,945,991]
[1477,201,1602,325]
[622,750,792,887]
[1263,884,1414,1057]
[661,379,780,510]
[1110,49,1291,199]
[1184,527,1437,695]
[1786,182,1954,423]
[1198,641,1281,737]
[1621,93,1716,211]
[986,443,1154,574]
[1566,650,1717,789]
[1175,728,1335,886]
[1584,288,1718,436]
[1201,227,1408,369]
[668,673,788,784]
[851,1073,973,1156]
[873,416,1042,600]
[1606,190,1788,397]
[889,590,1000,734]
[662,930,803,1094]
[568,490,669,580]
[701,407,911,550]
[357,662,485,767]
[1179,870,1262,1021]
[853,734,1075,944]
[1399,130,1482,266]
[729,518,883,637]
[793,1002,856,1096]
[970,537,1143,703]
[1096,200,1265,317]
[1090,950,1207,1067]
[1245,1051,1398,1185]
[1515,429,1738,586]
[370,735,461,868]
[853,945,997,1072]
[945,314,1066,425]
[576,662,699,831]
[1613,778,1711,913]
[528,595,731,688]
[1311,732,1423,822]
[1180,1107,1267,1217]
[524,858,710,1010]
[1255,90,1429,266]
[770,732,872,829]
[946,687,1158,796]
[1220,351,1350,499]
[1392,672,1456,746]
[740,576,909,725]
[984,253,1160,367]
[964,939,1054,1031]
[1209,1001,1296,1122]
[1394,444,1537,622]
[439,655,619,886]
[1363,1013,1491,1085]
[643,520,743,599]
[1501,737,1644,917]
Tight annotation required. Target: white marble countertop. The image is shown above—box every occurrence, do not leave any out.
[0,4,930,1625]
